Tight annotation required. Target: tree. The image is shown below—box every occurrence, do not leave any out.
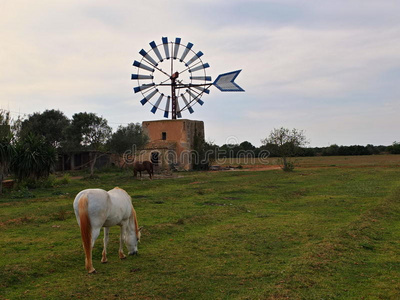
[109,123,148,155]
[388,141,400,154]
[191,128,210,170]
[322,144,340,156]
[261,127,308,171]
[20,109,70,148]
[0,110,15,193]
[66,112,112,176]
[239,141,256,151]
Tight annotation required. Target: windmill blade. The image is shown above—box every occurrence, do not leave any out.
[181,93,194,114]
[190,75,212,81]
[162,37,170,59]
[190,85,210,94]
[164,96,170,118]
[180,42,193,62]
[176,98,182,118]
[149,41,163,62]
[185,51,203,67]
[189,63,210,73]
[133,60,154,72]
[173,38,181,59]
[187,89,204,105]
[134,83,155,93]
[139,49,158,67]
[131,74,154,80]
[140,89,158,105]
[151,94,164,114]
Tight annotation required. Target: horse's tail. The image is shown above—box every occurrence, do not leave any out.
[131,207,141,241]
[78,193,92,271]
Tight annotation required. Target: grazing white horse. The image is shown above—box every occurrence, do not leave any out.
[73,187,141,273]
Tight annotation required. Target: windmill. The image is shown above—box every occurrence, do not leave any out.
[131,37,244,119]
[131,37,244,170]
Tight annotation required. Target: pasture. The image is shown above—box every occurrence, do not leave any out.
[1,155,400,299]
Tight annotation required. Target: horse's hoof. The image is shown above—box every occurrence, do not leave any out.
[101,260,108,264]
[88,269,97,274]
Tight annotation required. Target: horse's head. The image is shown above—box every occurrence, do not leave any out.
[126,238,138,255]
[125,211,142,255]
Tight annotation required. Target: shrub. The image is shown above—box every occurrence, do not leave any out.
[281,161,295,172]
[10,187,35,199]
[44,174,57,188]
[57,173,70,185]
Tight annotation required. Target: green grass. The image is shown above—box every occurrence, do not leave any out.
[216,154,400,168]
[1,159,400,299]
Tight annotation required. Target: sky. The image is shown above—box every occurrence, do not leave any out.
[1,0,400,147]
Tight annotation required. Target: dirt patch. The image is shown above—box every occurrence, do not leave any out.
[0,216,33,227]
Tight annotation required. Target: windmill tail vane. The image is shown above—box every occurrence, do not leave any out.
[131,36,244,119]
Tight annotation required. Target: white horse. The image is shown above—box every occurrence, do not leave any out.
[73,187,141,273]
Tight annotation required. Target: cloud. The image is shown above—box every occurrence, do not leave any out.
[1,0,400,147]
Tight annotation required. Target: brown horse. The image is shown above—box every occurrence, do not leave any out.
[133,161,154,180]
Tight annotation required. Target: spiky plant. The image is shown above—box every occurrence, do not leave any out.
[12,134,57,182]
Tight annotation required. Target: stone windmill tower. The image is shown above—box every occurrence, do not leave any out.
[131,37,244,170]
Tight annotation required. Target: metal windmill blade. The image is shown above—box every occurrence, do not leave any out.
[132,37,211,119]
[131,37,244,119]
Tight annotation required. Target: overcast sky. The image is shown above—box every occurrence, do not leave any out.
[1,0,400,147]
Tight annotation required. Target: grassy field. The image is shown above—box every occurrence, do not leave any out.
[1,155,400,299]
[216,154,400,168]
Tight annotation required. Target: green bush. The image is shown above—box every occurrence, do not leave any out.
[10,187,35,199]
[44,174,57,188]
[388,142,400,154]
[282,161,295,172]
[56,173,70,185]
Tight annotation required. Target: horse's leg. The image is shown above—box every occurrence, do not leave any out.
[85,251,95,274]
[91,227,101,249]
[134,169,137,178]
[85,226,101,273]
[101,227,109,263]
[119,225,126,259]
[147,169,152,180]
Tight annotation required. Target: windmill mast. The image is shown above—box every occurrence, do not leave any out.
[170,72,179,120]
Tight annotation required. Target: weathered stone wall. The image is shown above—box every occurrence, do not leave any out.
[141,119,205,170]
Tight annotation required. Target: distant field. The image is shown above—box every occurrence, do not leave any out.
[1,156,400,299]
[216,154,400,168]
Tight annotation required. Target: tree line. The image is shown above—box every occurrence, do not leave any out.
[1,108,399,191]
[209,141,398,158]
[0,109,148,191]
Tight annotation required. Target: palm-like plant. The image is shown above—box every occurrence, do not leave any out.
[12,134,57,182]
